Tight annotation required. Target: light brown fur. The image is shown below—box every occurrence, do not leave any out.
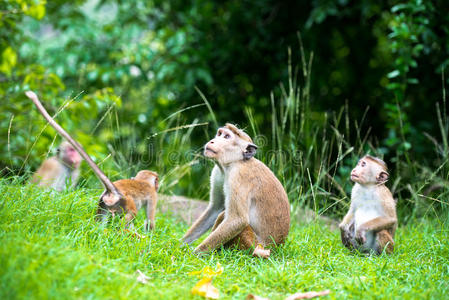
[98,170,159,230]
[182,124,290,254]
[31,141,81,191]
[211,211,255,249]
[339,155,397,255]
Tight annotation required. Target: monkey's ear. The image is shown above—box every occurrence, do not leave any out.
[376,171,389,184]
[243,143,257,160]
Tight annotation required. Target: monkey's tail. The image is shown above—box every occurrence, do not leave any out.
[25,91,121,196]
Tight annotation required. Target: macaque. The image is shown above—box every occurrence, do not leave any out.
[339,155,397,254]
[26,91,159,230]
[182,124,290,254]
[31,141,82,191]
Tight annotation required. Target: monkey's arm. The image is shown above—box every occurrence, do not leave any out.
[194,215,248,253]
[194,188,250,253]
[339,204,357,250]
[70,167,80,189]
[355,216,397,243]
[182,204,223,244]
[357,216,397,232]
[339,205,354,229]
[183,166,225,244]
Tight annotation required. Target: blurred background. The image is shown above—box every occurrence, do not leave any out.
[1,0,448,219]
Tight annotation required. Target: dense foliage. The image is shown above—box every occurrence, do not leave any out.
[1,0,448,217]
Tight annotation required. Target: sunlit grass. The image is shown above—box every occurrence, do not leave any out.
[1,181,447,299]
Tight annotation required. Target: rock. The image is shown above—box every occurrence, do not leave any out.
[158,194,338,229]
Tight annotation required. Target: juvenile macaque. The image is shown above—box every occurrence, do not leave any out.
[31,141,82,191]
[339,155,397,254]
[26,91,159,230]
[182,124,290,254]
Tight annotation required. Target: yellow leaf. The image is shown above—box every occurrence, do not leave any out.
[23,1,46,20]
[189,262,223,278]
[0,47,17,76]
[191,277,219,299]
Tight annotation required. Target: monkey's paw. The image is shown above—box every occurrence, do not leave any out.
[252,244,270,259]
[193,246,210,256]
[355,229,366,244]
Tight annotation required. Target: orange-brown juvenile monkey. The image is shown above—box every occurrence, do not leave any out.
[31,141,82,191]
[339,155,397,255]
[26,91,159,231]
[182,124,290,254]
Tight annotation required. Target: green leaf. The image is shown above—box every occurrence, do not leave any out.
[0,47,17,76]
[387,70,400,78]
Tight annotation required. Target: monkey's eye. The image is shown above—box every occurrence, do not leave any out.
[217,131,221,136]
[224,134,231,139]
[361,161,366,167]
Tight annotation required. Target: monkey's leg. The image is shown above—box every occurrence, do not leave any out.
[145,197,156,231]
[195,218,247,253]
[375,230,394,254]
[233,227,256,249]
[211,211,225,231]
[212,212,255,250]
[183,205,224,244]
[124,199,138,228]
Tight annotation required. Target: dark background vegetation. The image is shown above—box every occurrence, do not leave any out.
[1,0,448,219]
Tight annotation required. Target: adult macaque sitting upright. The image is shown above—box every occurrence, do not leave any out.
[182,124,290,256]
[32,141,82,191]
[339,155,397,255]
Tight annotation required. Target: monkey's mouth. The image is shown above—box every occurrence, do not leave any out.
[205,147,217,154]
[350,174,359,180]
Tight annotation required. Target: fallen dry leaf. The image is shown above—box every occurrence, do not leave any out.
[189,262,223,278]
[123,229,146,239]
[189,263,223,299]
[136,269,150,284]
[252,244,271,259]
[285,290,330,300]
[191,277,220,299]
[246,294,270,300]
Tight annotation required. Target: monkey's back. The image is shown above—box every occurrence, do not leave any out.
[236,158,290,245]
[113,179,156,210]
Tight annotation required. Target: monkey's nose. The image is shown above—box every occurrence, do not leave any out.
[210,141,214,144]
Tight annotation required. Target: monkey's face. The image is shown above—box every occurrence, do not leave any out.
[351,158,389,185]
[135,170,159,191]
[59,143,82,168]
[204,127,257,165]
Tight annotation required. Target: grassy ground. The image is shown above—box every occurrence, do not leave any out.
[1,181,448,300]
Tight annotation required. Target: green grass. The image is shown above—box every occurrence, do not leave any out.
[1,181,448,300]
